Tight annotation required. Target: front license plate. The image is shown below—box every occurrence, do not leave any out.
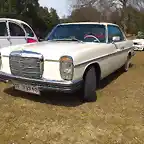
[13,82,40,95]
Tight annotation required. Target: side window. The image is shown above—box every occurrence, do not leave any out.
[108,25,125,42]
[22,24,34,37]
[9,22,25,36]
[0,22,8,36]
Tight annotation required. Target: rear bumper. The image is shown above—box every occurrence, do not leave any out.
[0,72,83,93]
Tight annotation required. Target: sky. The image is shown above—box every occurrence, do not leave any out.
[39,0,69,18]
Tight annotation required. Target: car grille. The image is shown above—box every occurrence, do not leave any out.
[9,51,44,79]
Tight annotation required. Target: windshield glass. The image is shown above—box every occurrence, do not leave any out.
[47,24,106,43]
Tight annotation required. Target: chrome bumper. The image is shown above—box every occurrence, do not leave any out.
[134,45,144,51]
[0,72,83,93]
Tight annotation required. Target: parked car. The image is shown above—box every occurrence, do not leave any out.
[0,18,38,48]
[133,31,144,51]
[133,39,144,51]
[0,22,135,102]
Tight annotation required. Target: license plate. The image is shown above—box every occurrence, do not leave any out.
[13,82,40,95]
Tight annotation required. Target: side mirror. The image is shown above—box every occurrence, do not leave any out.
[112,36,120,42]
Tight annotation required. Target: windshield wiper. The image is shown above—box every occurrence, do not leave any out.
[51,37,82,42]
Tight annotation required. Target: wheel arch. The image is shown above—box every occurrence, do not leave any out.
[83,62,101,86]
[128,51,132,58]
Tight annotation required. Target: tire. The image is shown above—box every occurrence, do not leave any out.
[123,56,131,72]
[80,67,97,102]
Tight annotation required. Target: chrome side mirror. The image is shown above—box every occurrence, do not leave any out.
[112,36,120,42]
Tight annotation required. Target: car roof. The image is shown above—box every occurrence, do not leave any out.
[59,22,119,27]
[0,18,30,26]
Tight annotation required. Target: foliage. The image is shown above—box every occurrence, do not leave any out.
[0,0,60,38]
[66,0,144,34]
[137,31,144,39]
[1,0,144,37]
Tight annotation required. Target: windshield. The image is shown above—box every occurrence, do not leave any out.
[46,24,106,43]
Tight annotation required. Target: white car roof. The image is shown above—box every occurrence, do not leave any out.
[59,22,119,27]
[0,18,30,26]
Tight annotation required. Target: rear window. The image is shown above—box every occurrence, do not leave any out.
[0,22,8,36]
[9,22,25,36]
[22,24,34,37]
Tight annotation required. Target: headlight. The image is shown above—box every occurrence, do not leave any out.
[60,56,74,80]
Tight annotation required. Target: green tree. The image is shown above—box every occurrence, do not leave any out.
[0,0,60,39]
[70,6,100,22]
[68,0,144,34]
[49,8,60,28]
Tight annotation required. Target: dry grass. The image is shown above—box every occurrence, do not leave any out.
[0,52,144,144]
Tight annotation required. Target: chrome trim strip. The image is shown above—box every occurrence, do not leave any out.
[44,59,59,62]
[2,56,59,62]
[10,50,43,59]
[2,55,9,58]
[0,72,83,92]
[74,46,133,67]
[0,71,82,85]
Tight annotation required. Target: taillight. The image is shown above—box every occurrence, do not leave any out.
[27,38,37,43]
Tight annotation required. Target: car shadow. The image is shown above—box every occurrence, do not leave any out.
[98,64,134,89]
[98,68,124,89]
[3,65,134,107]
[4,87,83,107]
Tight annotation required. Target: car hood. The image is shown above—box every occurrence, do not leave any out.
[0,41,105,60]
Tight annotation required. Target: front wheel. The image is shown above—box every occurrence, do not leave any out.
[80,67,97,102]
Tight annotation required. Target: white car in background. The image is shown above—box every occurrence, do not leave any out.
[133,31,144,51]
[0,18,38,48]
[133,39,144,51]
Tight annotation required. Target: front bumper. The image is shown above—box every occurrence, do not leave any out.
[0,72,83,93]
[134,45,144,51]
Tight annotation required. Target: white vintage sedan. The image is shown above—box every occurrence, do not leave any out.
[133,39,144,51]
[0,22,134,102]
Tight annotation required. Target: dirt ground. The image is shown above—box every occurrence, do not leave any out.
[0,52,144,144]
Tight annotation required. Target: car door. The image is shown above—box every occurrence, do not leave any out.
[0,21,11,48]
[8,21,27,46]
[107,25,129,71]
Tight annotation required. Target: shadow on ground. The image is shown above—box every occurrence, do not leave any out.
[4,87,83,107]
[99,63,134,89]
[3,65,134,107]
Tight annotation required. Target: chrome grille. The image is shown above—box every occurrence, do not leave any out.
[9,51,44,79]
